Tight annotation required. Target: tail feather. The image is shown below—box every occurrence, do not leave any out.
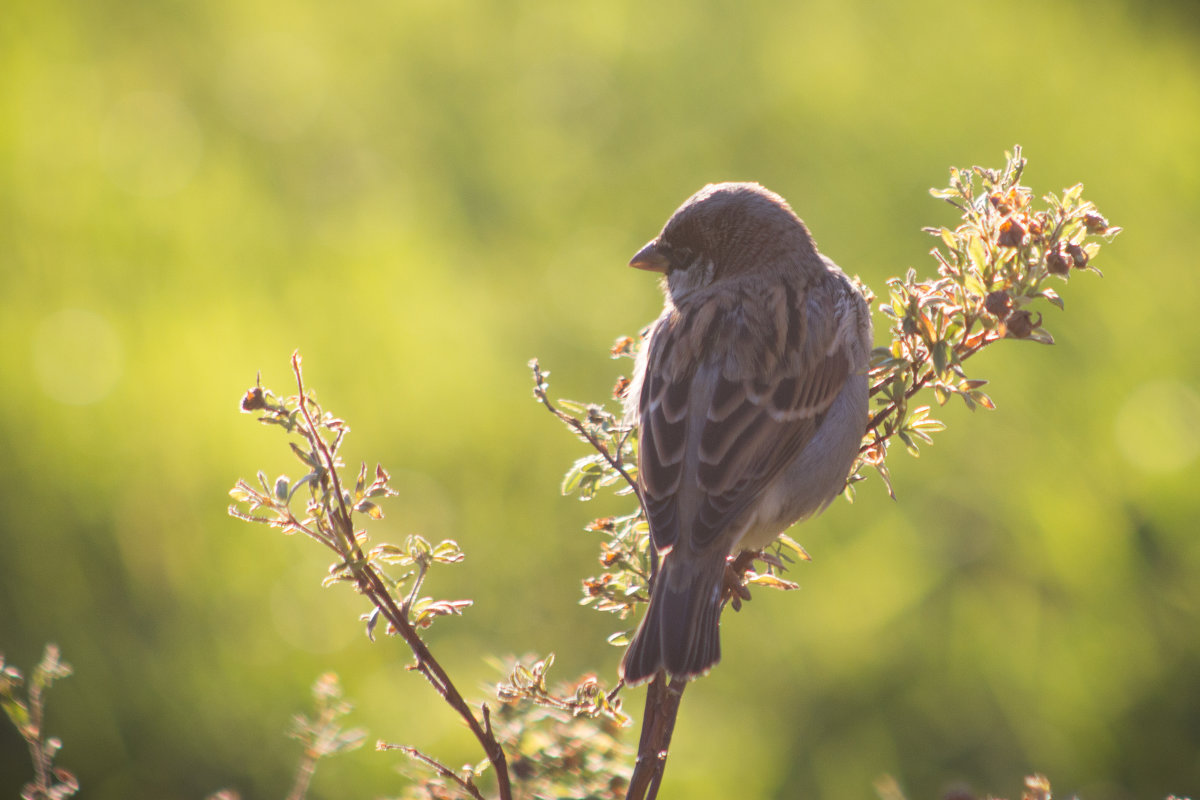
[620,558,724,685]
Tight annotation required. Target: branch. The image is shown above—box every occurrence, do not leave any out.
[846,146,1119,493]
[294,364,511,799]
[862,335,995,448]
[625,675,686,800]
[378,743,487,800]
[232,355,512,800]
[284,749,318,800]
[359,566,511,795]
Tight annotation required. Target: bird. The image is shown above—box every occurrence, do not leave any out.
[619,182,873,685]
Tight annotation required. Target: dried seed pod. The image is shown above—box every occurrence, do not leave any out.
[998,216,1028,248]
[241,386,267,411]
[988,192,1012,214]
[1046,243,1073,276]
[1027,212,1049,238]
[984,290,1013,319]
[1005,309,1040,339]
[1084,212,1110,234]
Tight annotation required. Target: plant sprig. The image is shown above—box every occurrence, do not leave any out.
[230,353,512,800]
[0,644,78,800]
[285,673,366,800]
[850,145,1120,497]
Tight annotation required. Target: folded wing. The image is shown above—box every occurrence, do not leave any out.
[639,278,855,552]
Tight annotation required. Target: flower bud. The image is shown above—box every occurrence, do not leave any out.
[1006,309,1039,339]
[610,336,636,357]
[1066,242,1089,268]
[1083,212,1109,234]
[997,217,1028,248]
[984,290,1012,319]
[1046,244,1072,276]
[241,386,267,411]
[1031,212,1050,239]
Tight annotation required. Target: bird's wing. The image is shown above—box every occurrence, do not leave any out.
[639,277,857,552]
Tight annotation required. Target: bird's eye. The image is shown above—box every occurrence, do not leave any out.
[671,247,697,271]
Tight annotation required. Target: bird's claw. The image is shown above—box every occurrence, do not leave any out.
[723,551,760,611]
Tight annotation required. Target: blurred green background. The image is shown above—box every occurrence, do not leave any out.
[2,0,1198,797]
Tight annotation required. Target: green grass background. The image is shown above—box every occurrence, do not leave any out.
[2,0,1199,797]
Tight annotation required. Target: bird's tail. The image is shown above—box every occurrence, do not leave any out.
[620,555,725,685]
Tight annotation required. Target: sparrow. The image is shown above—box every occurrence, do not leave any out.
[619,182,873,685]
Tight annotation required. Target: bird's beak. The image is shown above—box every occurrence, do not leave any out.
[629,240,670,273]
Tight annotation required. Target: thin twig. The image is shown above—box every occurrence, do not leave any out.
[530,359,643,506]
[860,336,997,453]
[351,514,513,798]
[292,353,363,561]
[384,744,487,800]
[25,676,51,795]
[284,749,319,800]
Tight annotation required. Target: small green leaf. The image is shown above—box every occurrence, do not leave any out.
[289,472,317,501]
[365,608,380,641]
[561,455,606,496]
[969,389,996,410]
[775,534,812,562]
[354,462,369,497]
[406,535,432,559]
[606,630,631,647]
[908,409,946,434]
[967,235,987,271]
[939,227,957,251]
[744,572,799,591]
[964,270,987,297]
[1027,327,1056,345]
[0,697,30,731]
[289,441,318,468]
[355,500,383,519]
[933,340,950,378]
[432,540,466,563]
[557,398,588,415]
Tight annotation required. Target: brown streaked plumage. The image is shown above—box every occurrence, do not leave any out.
[620,182,872,685]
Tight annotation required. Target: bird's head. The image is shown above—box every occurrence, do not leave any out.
[629,182,819,301]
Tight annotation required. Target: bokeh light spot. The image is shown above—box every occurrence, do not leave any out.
[1114,379,1200,473]
[32,309,123,405]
